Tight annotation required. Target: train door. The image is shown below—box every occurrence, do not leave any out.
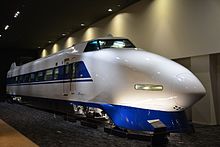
[63,58,71,96]
[70,62,76,95]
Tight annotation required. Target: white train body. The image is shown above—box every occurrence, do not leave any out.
[6,37,206,132]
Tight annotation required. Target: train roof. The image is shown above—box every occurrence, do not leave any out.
[38,36,129,59]
[8,36,130,72]
[89,36,127,41]
[75,36,129,46]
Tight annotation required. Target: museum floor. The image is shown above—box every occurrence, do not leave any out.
[0,101,219,147]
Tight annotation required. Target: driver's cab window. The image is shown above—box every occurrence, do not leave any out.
[84,41,99,52]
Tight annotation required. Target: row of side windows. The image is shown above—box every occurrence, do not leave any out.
[7,62,77,84]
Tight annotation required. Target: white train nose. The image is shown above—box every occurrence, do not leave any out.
[174,73,206,108]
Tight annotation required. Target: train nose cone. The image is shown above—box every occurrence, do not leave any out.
[174,73,206,108]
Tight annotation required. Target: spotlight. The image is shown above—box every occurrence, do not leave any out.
[14,11,20,18]
[5,25,9,30]
[108,9,112,12]
[80,23,85,27]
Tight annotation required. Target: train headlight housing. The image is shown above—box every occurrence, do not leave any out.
[134,84,163,91]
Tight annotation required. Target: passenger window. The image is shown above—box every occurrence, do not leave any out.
[64,64,70,79]
[15,76,18,83]
[24,74,30,83]
[65,64,69,75]
[54,68,59,80]
[72,63,76,78]
[13,77,16,84]
[36,71,44,81]
[44,69,53,81]
[84,41,99,52]
[10,77,14,84]
[30,73,35,82]
[18,76,23,83]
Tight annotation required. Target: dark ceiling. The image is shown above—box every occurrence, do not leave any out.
[0,0,140,50]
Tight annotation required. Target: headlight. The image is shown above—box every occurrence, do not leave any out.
[134,84,163,91]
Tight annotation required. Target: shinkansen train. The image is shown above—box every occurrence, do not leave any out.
[6,37,206,132]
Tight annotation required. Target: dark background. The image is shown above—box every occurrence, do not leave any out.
[0,49,39,97]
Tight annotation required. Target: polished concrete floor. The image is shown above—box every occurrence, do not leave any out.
[0,101,220,147]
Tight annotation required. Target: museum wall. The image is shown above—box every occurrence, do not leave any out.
[190,55,217,125]
[215,54,220,124]
[174,54,220,125]
[43,0,220,59]
[41,0,220,125]
[0,49,39,98]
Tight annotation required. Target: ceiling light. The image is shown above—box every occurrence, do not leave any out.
[14,11,20,18]
[5,25,9,30]
[80,23,85,27]
[38,46,41,49]
[0,35,2,38]
[108,8,113,12]
[62,33,66,36]
[48,40,52,43]
[117,4,121,7]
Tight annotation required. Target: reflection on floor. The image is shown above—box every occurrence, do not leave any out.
[0,101,220,147]
[0,119,38,147]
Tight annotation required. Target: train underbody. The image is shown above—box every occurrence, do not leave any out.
[5,94,196,146]
[6,95,193,133]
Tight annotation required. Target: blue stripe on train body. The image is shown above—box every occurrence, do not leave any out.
[75,61,91,79]
[6,61,92,85]
[60,61,91,80]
